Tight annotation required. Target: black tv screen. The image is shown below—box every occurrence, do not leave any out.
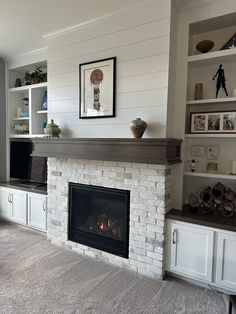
[10,140,47,183]
[10,140,32,180]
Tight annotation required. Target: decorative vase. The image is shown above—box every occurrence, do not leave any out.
[194,83,203,100]
[196,40,214,53]
[129,118,147,138]
[44,119,61,138]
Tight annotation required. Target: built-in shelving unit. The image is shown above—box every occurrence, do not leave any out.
[183,12,236,205]
[8,62,47,138]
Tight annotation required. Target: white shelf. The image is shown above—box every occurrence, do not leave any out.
[184,171,236,180]
[185,133,236,138]
[186,97,236,105]
[9,134,45,138]
[188,48,236,67]
[9,82,47,92]
[36,110,48,114]
[12,117,29,121]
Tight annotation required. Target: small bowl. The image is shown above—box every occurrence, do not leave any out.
[21,112,29,117]
[196,40,214,53]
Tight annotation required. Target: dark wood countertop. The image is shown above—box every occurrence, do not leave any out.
[0,181,47,195]
[166,207,236,233]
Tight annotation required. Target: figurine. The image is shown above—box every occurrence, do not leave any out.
[188,159,199,172]
[212,64,228,98]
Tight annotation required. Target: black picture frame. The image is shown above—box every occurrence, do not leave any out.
[221,32,236,50]
[79,57,116,119]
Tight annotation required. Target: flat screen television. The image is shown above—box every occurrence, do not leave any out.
[10,139,47,184]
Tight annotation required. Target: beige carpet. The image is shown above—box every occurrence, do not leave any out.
[0,221,227,314]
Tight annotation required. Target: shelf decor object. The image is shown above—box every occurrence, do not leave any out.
[129,118,147,138]
[194,83,203,100]
[221,32,236,50]
[196,40,214,53]
[190,111,236,133]
[41,91,47,110]
[79,57,116,119]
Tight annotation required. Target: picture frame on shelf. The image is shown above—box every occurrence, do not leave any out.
[41,91,47,110]
[221,32,236,50]
[191,145,205,157]
[190,111,236,133]
[207,145,220,160]
[79,57,116,119]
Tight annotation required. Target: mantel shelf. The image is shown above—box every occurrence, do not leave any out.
[184,171,236,180]
[32,138,182,165]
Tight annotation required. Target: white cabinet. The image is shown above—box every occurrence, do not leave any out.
[11,189,27,224]
[166,219,236,293]
[216,232,236,291]
[0,186,47,232]
[28,193,47,231]
[0,187,27,224]
[170,222,214,282]
[0,187,11,219]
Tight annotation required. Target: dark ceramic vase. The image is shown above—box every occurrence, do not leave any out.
[129,118,147,138]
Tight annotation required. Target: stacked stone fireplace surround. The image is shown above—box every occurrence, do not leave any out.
[47,157,173,279]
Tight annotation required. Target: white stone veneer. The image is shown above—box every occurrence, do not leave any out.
[47,158,173,279]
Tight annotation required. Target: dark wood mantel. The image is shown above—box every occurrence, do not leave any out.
[32,138,182,165]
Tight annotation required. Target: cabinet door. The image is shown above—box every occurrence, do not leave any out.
[0,188,11,219]
[28,193,47,231]
[170,222,214,282]
[11,190,27,224]
[215,232,236,292]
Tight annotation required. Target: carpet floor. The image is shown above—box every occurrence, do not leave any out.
[0,221,227,314]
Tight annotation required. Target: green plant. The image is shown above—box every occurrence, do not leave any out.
[23,67,47,85]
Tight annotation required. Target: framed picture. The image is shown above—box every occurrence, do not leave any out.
[221,32,236,50]
[191,145,205,157]
[190,111,236,133]
[79,57,116,119]
[41,91,47,110]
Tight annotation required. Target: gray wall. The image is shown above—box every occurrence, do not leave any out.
[0,58,6,181]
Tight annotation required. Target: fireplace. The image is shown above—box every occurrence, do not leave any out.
[68,183,130,258]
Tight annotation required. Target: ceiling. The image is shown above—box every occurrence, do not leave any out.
[0,0,208,61]
[0,0,150,60]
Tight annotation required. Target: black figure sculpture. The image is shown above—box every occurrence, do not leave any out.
[212,64,228,98]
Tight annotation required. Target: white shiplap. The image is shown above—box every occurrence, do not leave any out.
[46,0,171,138]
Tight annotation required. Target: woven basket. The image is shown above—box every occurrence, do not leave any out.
[196,40,214,53]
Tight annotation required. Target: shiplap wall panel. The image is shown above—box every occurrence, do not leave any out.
[47,0,171,138]
[48,18,170,63]
[48,37,170,76]
[48,105,167,127]
[47,0,170,50]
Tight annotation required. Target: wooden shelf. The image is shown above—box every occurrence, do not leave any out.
[186,97,236,105]
[184,171,236,180]
[32,138,182,165]
[188,48,236,67]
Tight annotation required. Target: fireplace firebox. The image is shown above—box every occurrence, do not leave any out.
[68,183,130,258]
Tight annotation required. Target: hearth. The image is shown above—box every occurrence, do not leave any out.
[68,183,130,258]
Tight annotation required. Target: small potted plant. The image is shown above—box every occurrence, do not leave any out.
[31,66,43,84]
[24,71,31,85]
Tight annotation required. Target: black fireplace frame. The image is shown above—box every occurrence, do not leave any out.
[68,183,130,258]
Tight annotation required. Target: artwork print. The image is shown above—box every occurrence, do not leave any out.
[79,57,116,119]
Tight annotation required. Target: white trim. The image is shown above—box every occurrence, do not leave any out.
[43,0,165,40]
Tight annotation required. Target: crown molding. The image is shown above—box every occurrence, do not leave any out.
[7,47,47,69]
[43,0,164,40]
